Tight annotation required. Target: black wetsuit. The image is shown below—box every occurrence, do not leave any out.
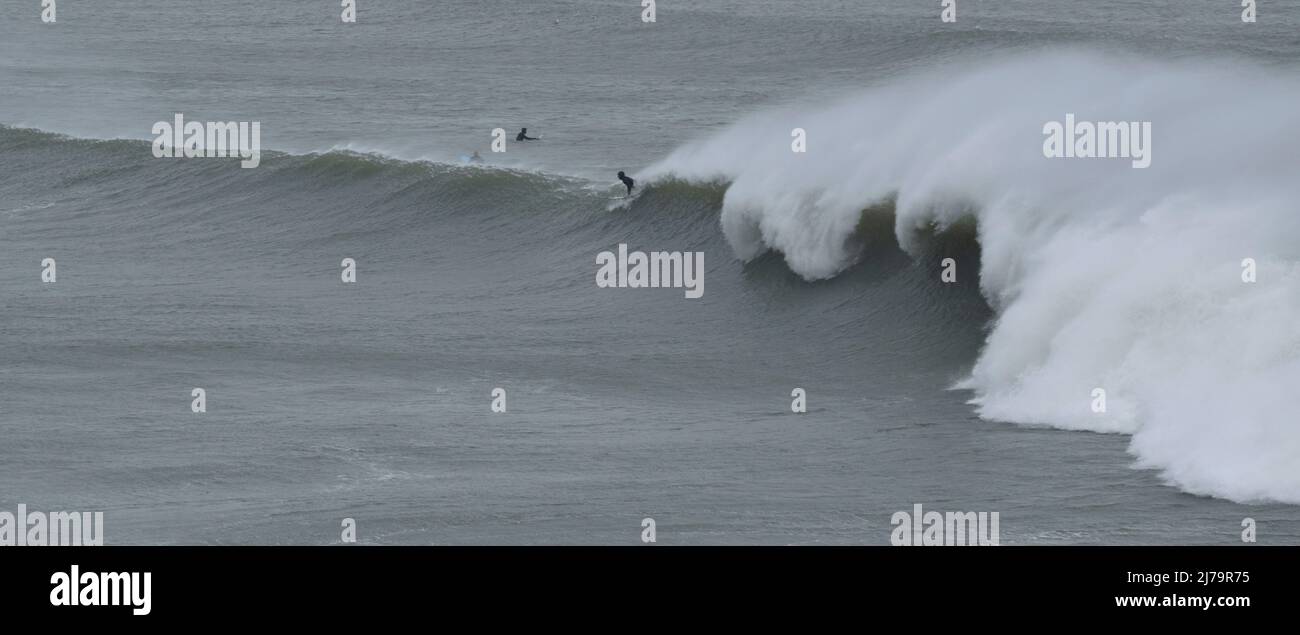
[516,131,537,141]
[619,174,635,196]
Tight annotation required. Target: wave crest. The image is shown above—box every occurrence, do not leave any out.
[646,49,1300,503]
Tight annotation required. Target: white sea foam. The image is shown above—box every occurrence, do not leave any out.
[645,49,1300,503]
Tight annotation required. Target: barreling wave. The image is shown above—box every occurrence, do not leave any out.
[642,48,1300,504]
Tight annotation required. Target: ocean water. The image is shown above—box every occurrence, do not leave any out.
[1,0,1299,544]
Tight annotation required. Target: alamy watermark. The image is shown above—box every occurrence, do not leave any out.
[890,504,999,546]
[0,504,104,546]
[1043,113,1151,169]
[596,244,704,299]
[152,114,261,168]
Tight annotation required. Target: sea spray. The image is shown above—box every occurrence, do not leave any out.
[643,49,1300,503]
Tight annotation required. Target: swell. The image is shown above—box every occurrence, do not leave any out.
[0,124,749,310]
[0,124,727,243]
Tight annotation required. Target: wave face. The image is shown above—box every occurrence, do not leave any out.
[644,49,1300,504]
[0,127,736,279]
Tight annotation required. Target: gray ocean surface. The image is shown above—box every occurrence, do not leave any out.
[2,0,1299,544]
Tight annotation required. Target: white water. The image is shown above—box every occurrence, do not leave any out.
[646,49,1300,504]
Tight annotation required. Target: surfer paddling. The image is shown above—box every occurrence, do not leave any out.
[516,128,539,141]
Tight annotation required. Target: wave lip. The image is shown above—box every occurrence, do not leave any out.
[644,48,1300,504]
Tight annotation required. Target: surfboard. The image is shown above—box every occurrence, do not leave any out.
[605,189,642,211]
